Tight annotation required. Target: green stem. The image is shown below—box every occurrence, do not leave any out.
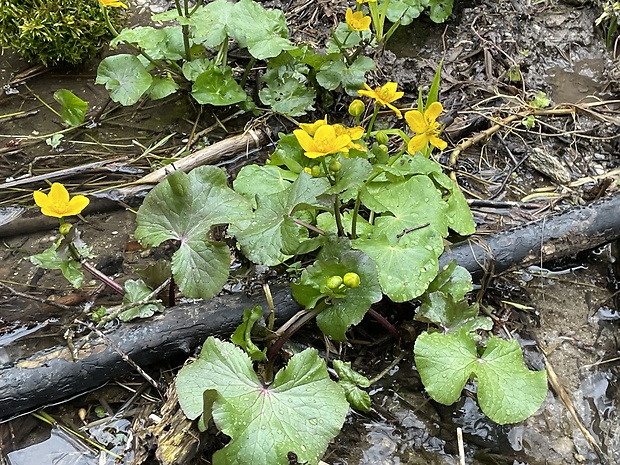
[365,106,381,139]
[240,57,256,88]
[175,0,192,61]
[351,192,362,239]
[329,30,353,65]
[215,38,228,67]
[334,196,345,236]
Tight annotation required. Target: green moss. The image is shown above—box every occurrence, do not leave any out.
[0,0,124,66]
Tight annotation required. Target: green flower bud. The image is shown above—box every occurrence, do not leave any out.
[328,159,342,172]
[343,272,361,288]
[375,130,389,145]
[311,165,322,177]
[326,275,344,289]
[348,99,365,117]
[59,223,72,236]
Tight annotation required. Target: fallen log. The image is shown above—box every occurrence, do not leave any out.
[2,194,620,420]
[0,289,301,421]
[440,193,620,279]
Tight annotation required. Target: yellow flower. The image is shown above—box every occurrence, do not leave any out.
[345,8,371,31]
[99,0,128,8]
[33,183,90,218]
[358,82,404,118]
[298,116,328,136]
[356,0,377,3]
[294,125,351,159]
[333,124,367,152]
[404,102,448,154]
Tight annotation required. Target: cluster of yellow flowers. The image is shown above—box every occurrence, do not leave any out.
[294,81,446,160]
[294,117,366,159]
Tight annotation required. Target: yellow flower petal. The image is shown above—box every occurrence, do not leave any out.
[293,129,315,152]
[347,126,365,140]
[405,110,426,133]
[408,134,428,154]
[299,116,327,136]
[425,101,443,124]
[385,102,402,119]
[49,182,70,205]
[429,135,448,150]
[67,195,90,216]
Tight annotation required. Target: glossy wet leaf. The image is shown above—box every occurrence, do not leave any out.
[426,261,473,302]
[53,89,87,127]
[291,235,382,340]
[416,292,491,334]
[326,157,373,201]
[234,172,330,266]
[192,65,247,106]
[147,75,179,100]
[333,360,371,412]
[96,54,152,106]
[119,278,164,322]
[233,165,296,208]
[135,166,252,300]
[268,133,305,173]
[414,331,548,424]
[429,171,476,236]
[353,233,438,302]
[176,337,348,465]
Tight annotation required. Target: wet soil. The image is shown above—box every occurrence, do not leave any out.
[1,0,619,464]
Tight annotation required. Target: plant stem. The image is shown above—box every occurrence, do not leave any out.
[266,301,328,361]
[176,0,192,61]
[334,196,345,236]
[289,215,325,236]
[351,192,362,239]
[240,57,256,88]
[365,106,380,138]
[367,308,400,340]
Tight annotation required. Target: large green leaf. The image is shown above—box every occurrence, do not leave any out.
[233,164,297,208]
[326,157,373,202]
[291,235,382,340]
[176,337,348,465]
[135,166,252,299]
[229,0,294,59]
[414,331,548,424]
[429,171,476,236]
[53,89,87,127]
[111,26,185,60]
[259,76,316,116]
[353,233,438,302]
[316,56,375,94]
[96,54,153,106]
[234,172,330,266]
[147,75,179,100]
[192,65,247,106]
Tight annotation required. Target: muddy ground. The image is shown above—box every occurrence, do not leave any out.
[1,0,619,464]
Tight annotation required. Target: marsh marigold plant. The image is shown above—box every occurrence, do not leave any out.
[358,82,404,118]
[404,102,448,154]
[33,183,89,218]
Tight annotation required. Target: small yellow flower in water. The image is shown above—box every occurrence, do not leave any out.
[294,125,351,159]
[345,8,372,31]
[99,0,128,8]
[33,183,90,218]
[358,82,404,118]
[404,101,448,154]
[298,116,328,136]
